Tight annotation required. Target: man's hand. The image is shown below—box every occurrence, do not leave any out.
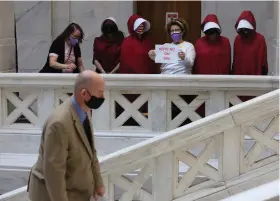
[93,186,105,200]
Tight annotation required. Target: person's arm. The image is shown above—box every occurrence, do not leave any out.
[43,122,68,201]
[48,40,69,70]
[75,45,84,72]
[49,55,68,70]
[182,43,196,68]
[93,38,106,73]
[94,60,106,73]
[77,57,85,72]
[109,63,120,74]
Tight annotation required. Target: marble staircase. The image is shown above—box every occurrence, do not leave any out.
[0,89,278,201]
[0,74,279,200]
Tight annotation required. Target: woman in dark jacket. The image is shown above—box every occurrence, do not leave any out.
[93,17,124,74]
[39,23,85,73]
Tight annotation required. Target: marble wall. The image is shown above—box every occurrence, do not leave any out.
[15,1,133,73]
[15,1,279,74]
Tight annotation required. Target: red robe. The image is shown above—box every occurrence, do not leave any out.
[93,35,122,73]
[193,14,231,75]
[232,11,268,75]
[119,14,157,74]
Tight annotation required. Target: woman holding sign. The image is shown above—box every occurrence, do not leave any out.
[119,14,158,74]
[148,18,195,74]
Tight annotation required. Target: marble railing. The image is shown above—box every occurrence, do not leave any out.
[0,74,278,167]
[220,179,279,201]
[0,73,278,136]
[98,90,279,201]
[1,89,279,201]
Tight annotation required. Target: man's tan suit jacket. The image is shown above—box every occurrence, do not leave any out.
[28,98,103,201]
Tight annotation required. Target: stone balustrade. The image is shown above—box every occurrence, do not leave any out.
[0,88,279,201]
[0,74,278,162]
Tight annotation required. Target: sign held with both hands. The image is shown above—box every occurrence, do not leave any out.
[155,44,179,64]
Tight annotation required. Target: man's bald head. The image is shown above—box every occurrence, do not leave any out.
[74,70,105,110]
[74,70,104,93]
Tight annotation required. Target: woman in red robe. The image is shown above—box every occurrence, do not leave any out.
[93,17,124,74]
[193,14,231,75]
[119,14,157,74]
[232,10,268,75]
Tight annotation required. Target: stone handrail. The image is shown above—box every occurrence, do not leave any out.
[0,74,278,137]
[99,89,279,200]
[1,89,279,201]
[220,179,279,201]
[0,186,28,201]
[0,73,278,89]
[0,74,278,169]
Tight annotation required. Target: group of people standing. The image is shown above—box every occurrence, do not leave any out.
[40,11,268,76]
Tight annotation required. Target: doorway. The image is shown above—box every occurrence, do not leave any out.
[135,1,201,45]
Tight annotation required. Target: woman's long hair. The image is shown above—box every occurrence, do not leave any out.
[56,23,85,43]
[101,19,124,44]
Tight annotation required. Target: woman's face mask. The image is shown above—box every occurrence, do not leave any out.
[136,24,145,35]
[171,32,183,43]
[69,35,79,46]
[238,28,253,38]
[204,28,220,41]
[170,25,183,43]
[103,23,118,34]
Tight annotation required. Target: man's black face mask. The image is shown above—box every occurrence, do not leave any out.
[85,90,105,110]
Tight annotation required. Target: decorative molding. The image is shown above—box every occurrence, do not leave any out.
[0,74,278,90]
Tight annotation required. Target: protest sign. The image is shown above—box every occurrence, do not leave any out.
[155,44,179,64]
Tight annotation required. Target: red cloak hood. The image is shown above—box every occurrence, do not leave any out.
[119,14,156,74]
[232,11,268,75]
[235,10,256,31]
[127,14,140,35]
[201,14,221,32]
[127,14,151,36]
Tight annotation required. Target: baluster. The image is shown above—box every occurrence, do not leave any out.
[206,91,226,116]
[153,152,175,201]
[150,90,167,132]
[38,89,55,127]
[103,176,114,201]
[222,127,241,180]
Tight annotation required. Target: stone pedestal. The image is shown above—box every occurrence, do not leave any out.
[0,1,16,73]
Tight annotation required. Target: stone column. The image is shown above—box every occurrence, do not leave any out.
[0,1,16,72]
[51,1,70,40]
